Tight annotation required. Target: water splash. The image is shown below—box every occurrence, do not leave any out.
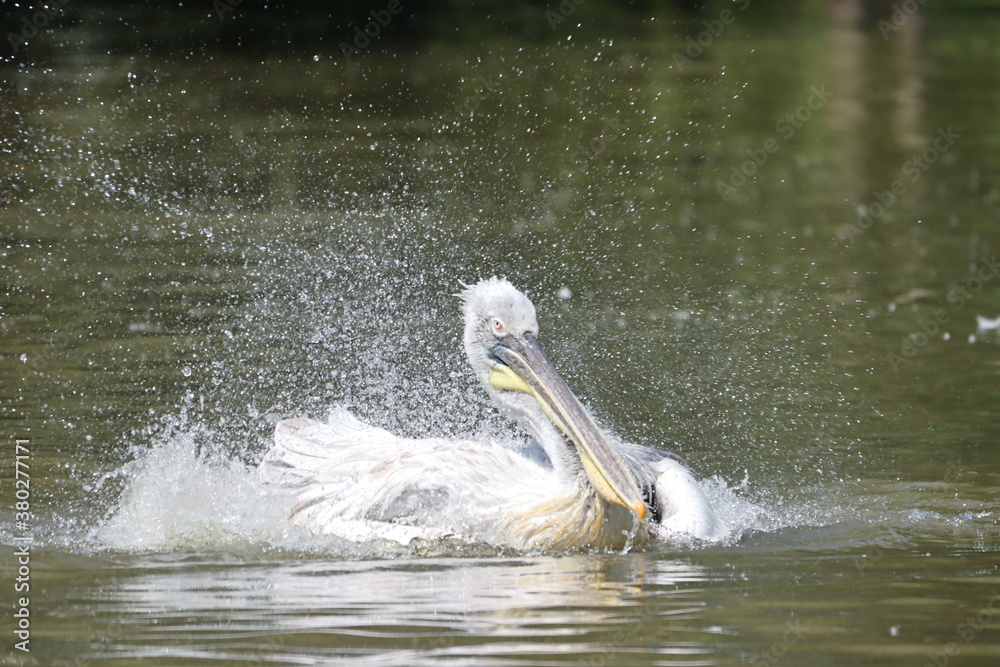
[84,409,848,557]
[93,429,297,553]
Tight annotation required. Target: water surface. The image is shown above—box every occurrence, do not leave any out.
[2,6,1000,666]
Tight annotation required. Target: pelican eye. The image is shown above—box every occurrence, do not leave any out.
[490,317,507,338]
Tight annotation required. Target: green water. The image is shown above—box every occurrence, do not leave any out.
[2,5,1000,666]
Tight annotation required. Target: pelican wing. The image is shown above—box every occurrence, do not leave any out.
[261,410,557,546]
[264,414,454,531]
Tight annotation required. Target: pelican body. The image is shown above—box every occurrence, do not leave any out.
[263,277,728,551]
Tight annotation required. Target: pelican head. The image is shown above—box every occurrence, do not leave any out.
[458,277,646,520]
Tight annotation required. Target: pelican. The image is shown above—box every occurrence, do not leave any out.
[262,277,728,551]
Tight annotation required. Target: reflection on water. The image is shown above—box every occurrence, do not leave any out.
[30,540,1000,666]
[3,3,1000,666]
[43,554,724,667]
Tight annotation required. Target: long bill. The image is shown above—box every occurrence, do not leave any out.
[489,333,647,520]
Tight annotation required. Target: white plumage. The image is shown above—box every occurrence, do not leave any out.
[262,277,728,551]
